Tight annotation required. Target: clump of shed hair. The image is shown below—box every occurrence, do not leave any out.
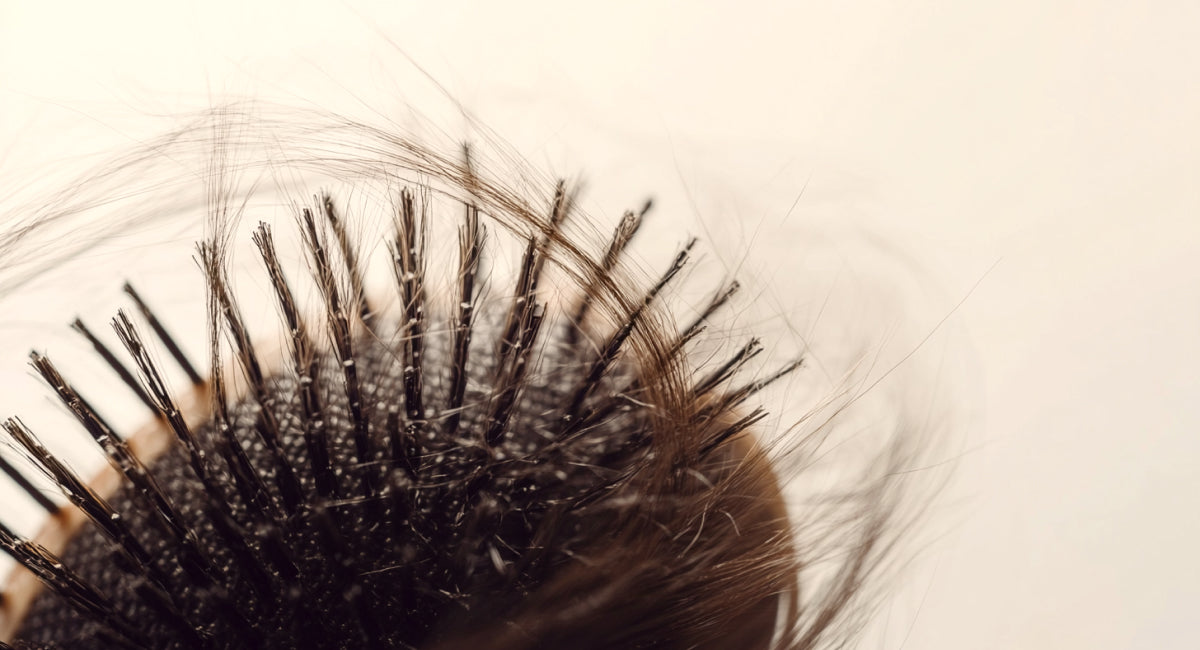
[0,103,937,650]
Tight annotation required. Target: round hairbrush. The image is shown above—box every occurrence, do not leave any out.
[0,106,928,650]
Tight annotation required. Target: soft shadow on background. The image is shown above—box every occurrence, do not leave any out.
[1,2,1197,648]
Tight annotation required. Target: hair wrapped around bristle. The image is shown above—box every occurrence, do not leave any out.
[0,106,931,650]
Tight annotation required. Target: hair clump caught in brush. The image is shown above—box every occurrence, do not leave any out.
[0,102,937,649]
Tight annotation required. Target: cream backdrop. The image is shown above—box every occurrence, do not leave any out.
[1,2,1197,649]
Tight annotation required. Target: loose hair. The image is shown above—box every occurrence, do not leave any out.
[0,100,942,649]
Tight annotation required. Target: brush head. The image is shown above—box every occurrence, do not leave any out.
[1,184,796,649]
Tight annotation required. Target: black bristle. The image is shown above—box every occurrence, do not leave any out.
[70,319,159,418]
[386,406,421,481]
[0,452,57,516]
[485,302,545,447]
[444,204,484,437]
[122,283,204,387]
[495,238,540,370]
[563,238,697,420]
[693,338,764,398]
[676,279,741,353]
[568,201,649,344]
[392,189,427,432]
[718,358,806,413]
[486,237,545,447]
[698,408,769,458]
[321,193,374,327]
[494,181,571,363]
[111,311,226,508]
[531,179,573,283]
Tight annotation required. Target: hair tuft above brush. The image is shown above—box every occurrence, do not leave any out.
[0,105,934,650]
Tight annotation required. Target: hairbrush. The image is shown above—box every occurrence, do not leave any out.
[0,104,931,649]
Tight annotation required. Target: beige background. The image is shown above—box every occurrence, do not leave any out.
[1,2,1197,648]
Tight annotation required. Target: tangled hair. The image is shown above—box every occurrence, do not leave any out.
[0,101,941,649]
